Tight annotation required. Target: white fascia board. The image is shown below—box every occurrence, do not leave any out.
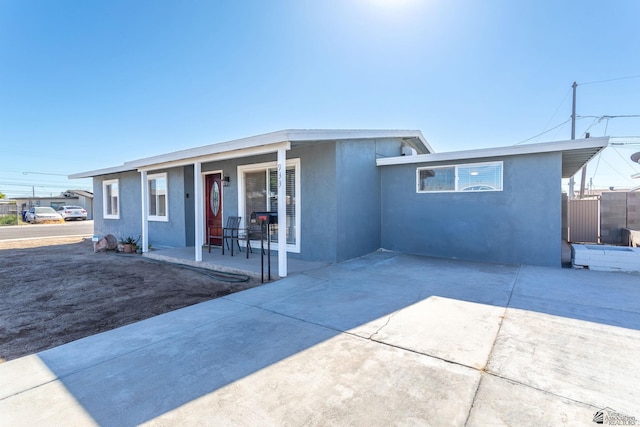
[68,165,137,179]
[135,141,291,172]
[129,129,431,170]
[126,131,292,169]
[128,129,432,172]
[376,137,609,166]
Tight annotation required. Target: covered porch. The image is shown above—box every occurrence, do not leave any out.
[143,245,328,281]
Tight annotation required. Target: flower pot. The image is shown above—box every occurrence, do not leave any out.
[124,244,133,254]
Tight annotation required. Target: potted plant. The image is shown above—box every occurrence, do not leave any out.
[120,236,136,254]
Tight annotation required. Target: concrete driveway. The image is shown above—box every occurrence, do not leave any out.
[1,251,639,426]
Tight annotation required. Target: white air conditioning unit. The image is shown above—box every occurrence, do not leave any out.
[401,144,417,156]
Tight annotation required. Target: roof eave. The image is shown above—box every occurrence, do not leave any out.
[376,137,609,177]
[71,129,433,178]
[69,165,137,179]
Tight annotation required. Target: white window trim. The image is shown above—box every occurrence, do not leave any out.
[416,161,503,193]
[237,158,301,253]
[102,179,120,219]
[147,172,169,222]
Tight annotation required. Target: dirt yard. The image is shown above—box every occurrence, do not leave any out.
[0,237,263,363]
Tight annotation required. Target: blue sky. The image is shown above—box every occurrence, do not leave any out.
[1,0,639,198]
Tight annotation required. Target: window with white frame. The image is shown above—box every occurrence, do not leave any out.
[417,161,503,193]
[103,179,120,219]
[238,159,300,252]
[148,173,168,221]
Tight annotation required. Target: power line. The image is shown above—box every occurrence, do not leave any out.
[611,146,640,174]
[536,88,572,143]
[576,114,640,119]
[514,118,572,145]
[581,116,602,137]
[579,74,640,86]
[597,156,637,185]
[591,151,603,178]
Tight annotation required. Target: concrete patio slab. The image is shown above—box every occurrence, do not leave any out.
[467,374,599,426]
[487,308,640,417]
[357,296,506,370]
[1,251,639,426]
[140,333,480,427]
[510,265,640,329]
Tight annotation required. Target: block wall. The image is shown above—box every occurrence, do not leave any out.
[600,192,640,245]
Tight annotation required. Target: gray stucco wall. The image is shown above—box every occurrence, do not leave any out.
[149,167,187,248]
[199,142,339,261]
[93,171,142,241]
[296,142,338,261]
[380,152,562,267]
[183,165,195,246]
[93,168,187,248]
[335,140,381,261]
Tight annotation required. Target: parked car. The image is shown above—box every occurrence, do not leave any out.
[26,207,64,224]
[56,205,88,221]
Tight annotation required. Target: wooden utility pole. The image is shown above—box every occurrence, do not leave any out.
[568,81,577,198]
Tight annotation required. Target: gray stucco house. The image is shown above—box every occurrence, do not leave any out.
[70,129,608,275]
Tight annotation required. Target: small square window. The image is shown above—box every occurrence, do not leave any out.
[148,173,168,221]
[103,179,120,219]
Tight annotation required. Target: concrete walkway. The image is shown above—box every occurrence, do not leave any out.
[1,251,639,426]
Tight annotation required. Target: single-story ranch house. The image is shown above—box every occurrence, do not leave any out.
[70,129,608,276]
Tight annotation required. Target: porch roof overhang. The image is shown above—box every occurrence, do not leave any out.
[376,137,610,179]
[69,129,431,178]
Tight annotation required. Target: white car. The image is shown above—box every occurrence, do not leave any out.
[57,205,88,221]
[26,207,64,224]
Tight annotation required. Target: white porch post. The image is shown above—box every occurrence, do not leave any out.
[277,147,287,277]
[194,161,203,262]
[140,170,149,253]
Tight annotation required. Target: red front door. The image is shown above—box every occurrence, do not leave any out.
[206,173,223,245]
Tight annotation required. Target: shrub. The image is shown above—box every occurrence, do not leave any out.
[0,215,17,225]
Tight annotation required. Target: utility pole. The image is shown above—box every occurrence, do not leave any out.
[579,132,590,197]
[568,81,577,199]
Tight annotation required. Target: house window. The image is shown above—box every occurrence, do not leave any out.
[418,167,455,192]
[417,161,503,192]
[148,173,168,221]
[103,179,119,219]
[238,159,300,252]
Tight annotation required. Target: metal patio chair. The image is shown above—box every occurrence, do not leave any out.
[208,216,242,255]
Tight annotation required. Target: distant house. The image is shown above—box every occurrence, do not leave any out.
[70,129,607,275]
[13,190,94,219]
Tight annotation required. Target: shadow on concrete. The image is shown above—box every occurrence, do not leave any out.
[32,251,639,425]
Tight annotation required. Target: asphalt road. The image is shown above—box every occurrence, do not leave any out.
[0,220,94,241]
